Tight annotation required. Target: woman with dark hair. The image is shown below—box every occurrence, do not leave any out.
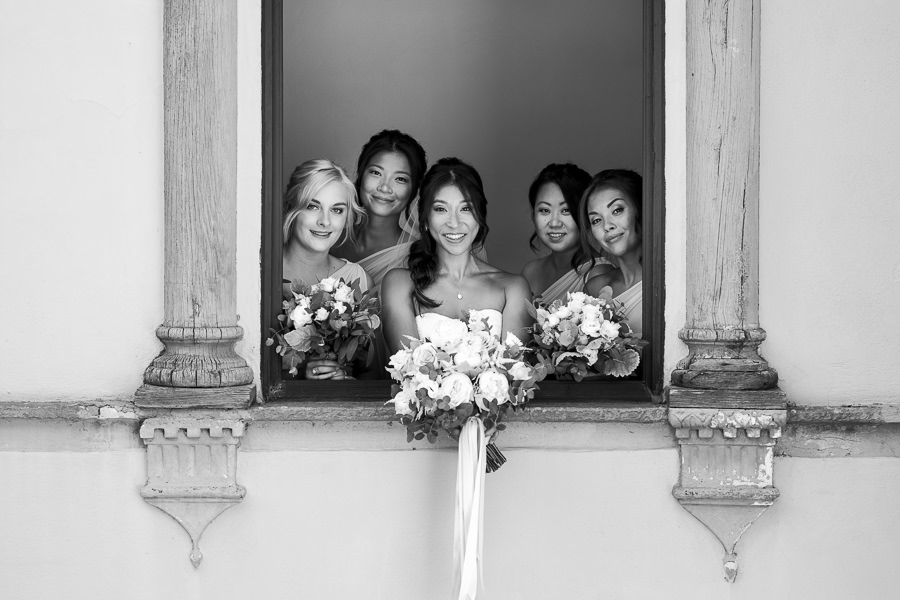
[521,163,612,303]
[581,169,643,336]
[382,158,532,354]
[332,129,427,287]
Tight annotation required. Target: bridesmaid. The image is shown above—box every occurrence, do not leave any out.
[582,169,643,336]
[332,129,428,287]
[282,159,371,379]
[521,163,612,303]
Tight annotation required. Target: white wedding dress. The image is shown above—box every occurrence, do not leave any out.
[414,307,503,600]
[415,308,503,340]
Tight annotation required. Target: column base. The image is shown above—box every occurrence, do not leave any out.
[672,327,778,390]
[143,324,254,388]
[135,383,255,409]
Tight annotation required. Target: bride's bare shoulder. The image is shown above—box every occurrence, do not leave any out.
[382,268,412,293]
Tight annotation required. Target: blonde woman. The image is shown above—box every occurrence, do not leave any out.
[282,159,372,379]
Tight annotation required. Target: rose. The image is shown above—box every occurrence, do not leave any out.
[476,369,510,408]
[314,307,329,322]
[556,306,573,320]
[291,293,311,310]
[580,304,603,336]
[409,372,440,399]
[389,389,416,417]
[546,314,561,328]
[504,331,523,347]
[317,277,337,293]
[598,320,621,340]
[567,292,588,312]
[332,301,347,315]
[453,334,488,375]
[411,342,439,367]
[536,307,551,325]
[333,283,355,304]
[439,372,474,408]
[507,361,532,381]
[580,316,603,337]
[387,348,412,377]
[425,317,469,351]
[290,305,312,328]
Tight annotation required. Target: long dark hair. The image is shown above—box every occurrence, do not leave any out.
[578,169,643,273]
[527,163,592,269]
[354,128,427,220]
[407,157,489,309]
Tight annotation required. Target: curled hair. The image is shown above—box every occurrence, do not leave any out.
[578,169,643,273]
[527,163,592,269]
[408,157,489,309]
[354,129,427,220]
[282,159,364,247]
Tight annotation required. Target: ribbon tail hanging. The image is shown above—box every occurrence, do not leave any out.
[453,417,487,600]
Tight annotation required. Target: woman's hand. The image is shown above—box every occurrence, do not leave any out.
[305,353,348,380]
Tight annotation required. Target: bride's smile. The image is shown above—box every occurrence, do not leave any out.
[428,184,480,255]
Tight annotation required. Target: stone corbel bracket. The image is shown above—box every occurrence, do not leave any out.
[140,418,246,568]
[668,388,787,582]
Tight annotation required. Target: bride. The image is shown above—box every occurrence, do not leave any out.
[382,157,532,353]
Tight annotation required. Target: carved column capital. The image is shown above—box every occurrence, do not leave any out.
[140,417,246,568]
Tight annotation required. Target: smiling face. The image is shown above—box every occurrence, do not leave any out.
[427,184,479,256]
[291,180,350,254]
[587,187,641,258]
[533,183,579,254]
[359,151,413,219]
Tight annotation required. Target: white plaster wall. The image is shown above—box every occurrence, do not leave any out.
[0,0,264,397]
[760,0,900,404]
[0,0,164,400]
[2,442,899,600]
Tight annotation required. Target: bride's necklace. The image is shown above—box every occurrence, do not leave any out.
[448,261,480,301]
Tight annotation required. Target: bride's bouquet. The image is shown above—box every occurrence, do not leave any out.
[386,310,544,468]
[530,290,645,381]
[267,277,380,376]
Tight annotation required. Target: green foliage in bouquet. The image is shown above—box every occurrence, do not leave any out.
[529,291,646,381]
[266,276,380,376]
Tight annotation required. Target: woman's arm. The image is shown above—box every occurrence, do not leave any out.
[501,274,533,339]
[381,268,418,354]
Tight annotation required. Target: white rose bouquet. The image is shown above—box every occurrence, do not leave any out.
[386,311,545,470]
[267,277,380,377]
[530,290,646,381]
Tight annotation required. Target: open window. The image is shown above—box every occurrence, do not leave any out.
[262,0,664,402]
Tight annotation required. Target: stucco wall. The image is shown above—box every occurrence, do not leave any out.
[2,430,899,600]
[759,0,900,404]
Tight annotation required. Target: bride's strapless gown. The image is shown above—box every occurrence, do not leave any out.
[415,308,503,340]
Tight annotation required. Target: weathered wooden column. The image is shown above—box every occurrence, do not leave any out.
[669,0,786,582]
[135,1,251,566]
[136,0,253,409]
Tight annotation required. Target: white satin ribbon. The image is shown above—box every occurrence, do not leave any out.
[453,417,487,600]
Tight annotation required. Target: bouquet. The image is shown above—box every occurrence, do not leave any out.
[530,290,645,381]
[267,277,380,377]
[386,311,545,468]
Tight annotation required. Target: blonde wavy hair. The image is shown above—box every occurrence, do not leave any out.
[282,159,366,247]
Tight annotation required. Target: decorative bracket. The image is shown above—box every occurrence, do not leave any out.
[668,388,787,582]
[140,418,246,568]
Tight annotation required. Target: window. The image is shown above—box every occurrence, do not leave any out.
[262,0,664,402]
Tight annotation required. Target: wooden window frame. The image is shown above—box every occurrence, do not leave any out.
[261,0,664,403]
